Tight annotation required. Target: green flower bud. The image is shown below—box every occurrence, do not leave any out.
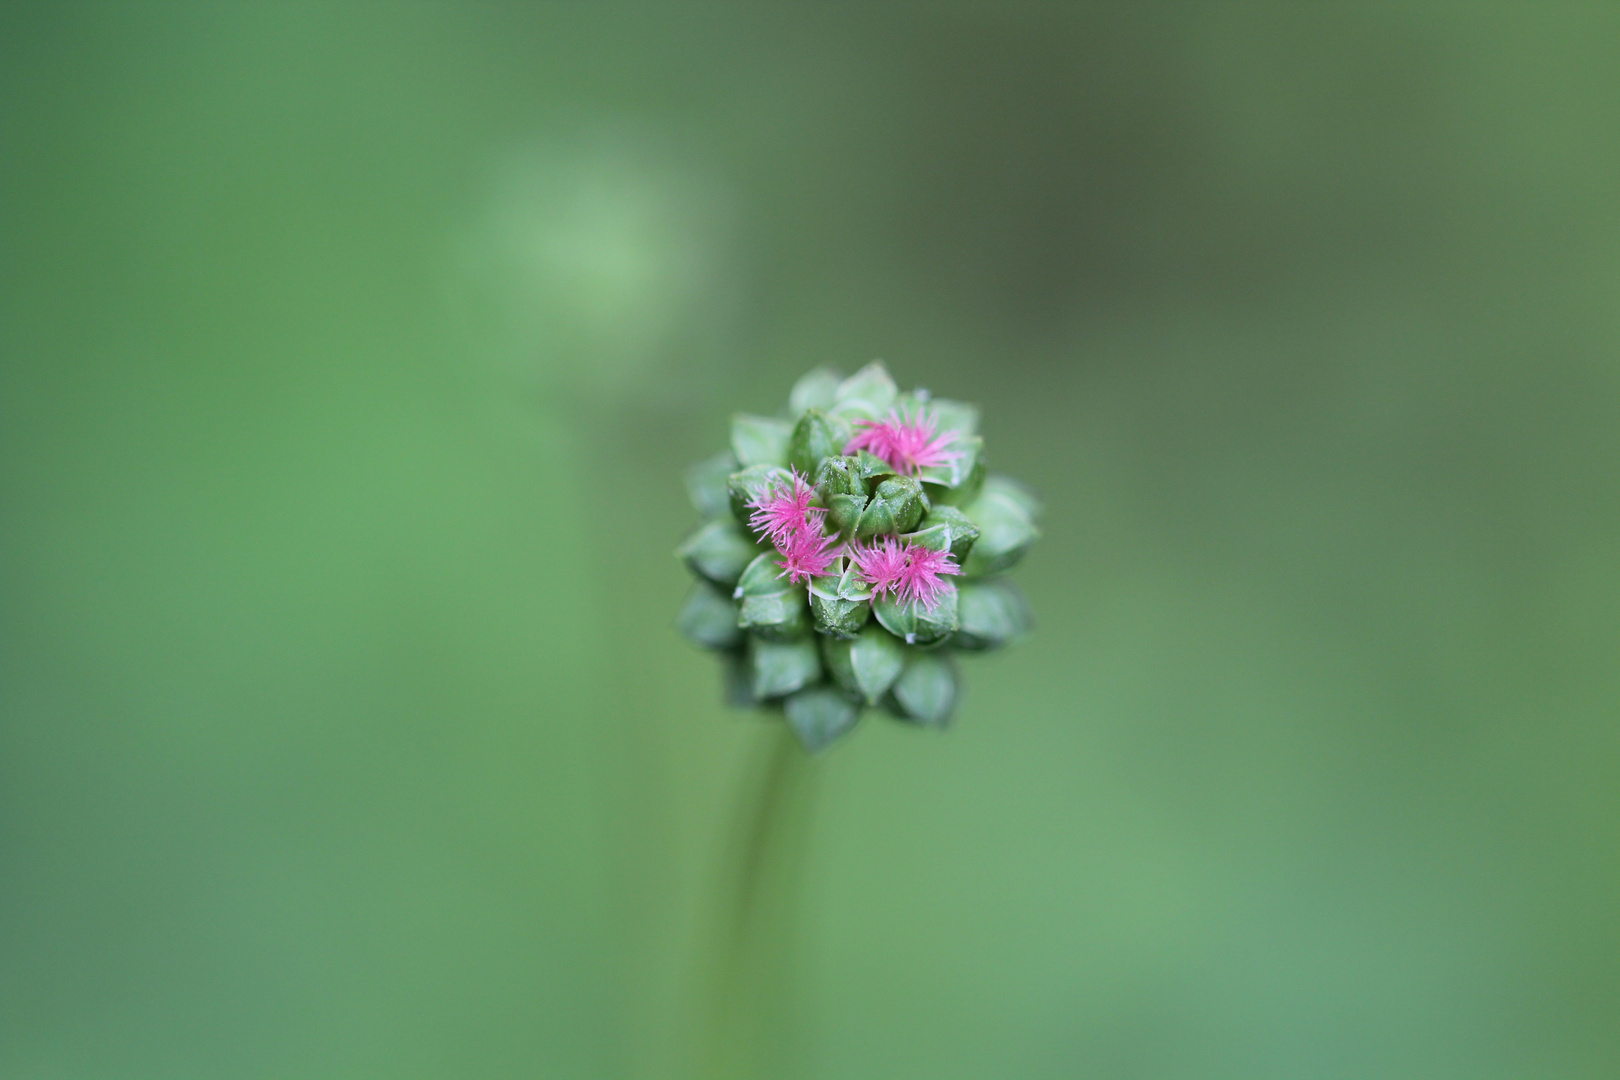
[730,412,792,468]
[685,450,738,520]
[677,580,744,650]
[821,623,905,705]
[788,366,844,415]
[783,686,860,752]
[904,504,980,564]
[854,476,928,538]
[872,582,959,647]
[787,408,853,478]
[808,561,872,638]
[676,519,762,587]
[734,552,809,640]
[748,636,821,700]
[953,578,1033,650]
[727,464,793,524]
[812,456,868,535]
[719,651,755,708]
[889,650,957,728]
[961,475,1041,577]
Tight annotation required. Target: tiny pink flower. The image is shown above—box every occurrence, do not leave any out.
[897,544,961,611]
[747,469,824,548]
[844,409,958,476]
[850,538,961,611]
[775,527,840,584]
[847,537,911,601]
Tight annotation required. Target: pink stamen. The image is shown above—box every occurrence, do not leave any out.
[897,544,961,610]
[843,409,958,476]
[746,469,824,548]
[775,527,840,584]
[849,538,961,612]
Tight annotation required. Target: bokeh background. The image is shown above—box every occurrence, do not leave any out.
[4,4,1619,1077]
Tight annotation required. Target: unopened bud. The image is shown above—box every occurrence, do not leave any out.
[730,413,792,468]
[808,561,872,638]
[854,476,928,538]
[676,580,744,650]
[961,475,1041,577]
[788,408,853,477]
[676,519,762,587]
[904,504,979,564]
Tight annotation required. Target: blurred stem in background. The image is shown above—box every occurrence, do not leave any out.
[700,726,820,1080]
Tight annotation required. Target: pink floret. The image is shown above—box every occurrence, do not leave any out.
[843,409,958,476]
[850,538,961,612]
[746,469,824,548]
[847,537,912,601]
[775,527,840,584]
[897,544,961,610]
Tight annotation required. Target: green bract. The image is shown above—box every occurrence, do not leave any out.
[675,361,1041,752]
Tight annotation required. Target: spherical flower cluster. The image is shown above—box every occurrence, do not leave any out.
[676,362,1041,751]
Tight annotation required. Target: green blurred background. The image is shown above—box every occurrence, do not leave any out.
[4,4,1618,1077]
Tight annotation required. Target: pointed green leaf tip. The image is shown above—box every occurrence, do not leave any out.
[890,651,957,727]
[822,623,905,705]
[962,475,1041,577]
[748,637,821,700]
[789,367,843,415]
[954,578,1033,650]
[678,362,1038,749]
[676,520,761,587]
[730,413,792,468]
[677,580,743,650]
[735,551,809,640]
[784,686,860,752]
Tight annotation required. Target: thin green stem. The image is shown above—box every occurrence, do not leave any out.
[698,725,818,1080]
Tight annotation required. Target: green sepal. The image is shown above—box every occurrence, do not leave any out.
[904,504,979,564]
[980,474,1042,518]
[734,552,809,640]
[747,637,822,700]
[787,408,852,477]
[730,413,792,468]
[917,434,983,492]
[677,580,744,650]
[685,450,738,520]
[854,476,928,538]
[872,582,959,646]
[676,519,762,587]
[953,578,1033,651]
[788,367,844,415]
[834,361,898,412]
[808,561,872,637]
[888,651,957,728]
[821,623,905,705]
[726,464,793,525]
[855,450,897,481]
[961,478,1040,577]
[783,686,860,752]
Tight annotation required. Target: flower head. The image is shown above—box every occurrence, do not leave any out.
[897,544,961,610]
[775,527,840,585]
[844,409,958,476]
[747,468,823,548]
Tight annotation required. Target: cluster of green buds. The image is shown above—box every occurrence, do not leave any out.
[676,361,1040,751]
